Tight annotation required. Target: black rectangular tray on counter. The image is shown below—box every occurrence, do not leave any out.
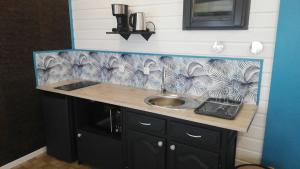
[194,98,243,120]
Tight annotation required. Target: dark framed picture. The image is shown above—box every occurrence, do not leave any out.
[183,0,251,30]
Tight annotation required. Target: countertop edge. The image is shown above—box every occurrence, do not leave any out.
[36,81,257,133]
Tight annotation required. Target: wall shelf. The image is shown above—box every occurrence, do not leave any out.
[106,31,155,41]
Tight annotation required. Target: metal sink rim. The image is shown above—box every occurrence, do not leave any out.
[144,94,200,110]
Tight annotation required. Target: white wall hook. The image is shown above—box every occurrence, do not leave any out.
[212,41,225,53]
[250,41,264,54]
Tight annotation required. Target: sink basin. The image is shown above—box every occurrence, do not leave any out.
[144,95,200,110]
[148,97,186,107]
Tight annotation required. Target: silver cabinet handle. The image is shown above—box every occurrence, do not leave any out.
[109,109,113,133]
[139,122,152,126]
[186,132,202,138]
[158,141,163,147]
[170,145,176,151]
[77,133,82,138]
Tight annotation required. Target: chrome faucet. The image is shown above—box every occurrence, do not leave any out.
[161,67,167,94]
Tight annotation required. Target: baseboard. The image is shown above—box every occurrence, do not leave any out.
[0,147,46,169]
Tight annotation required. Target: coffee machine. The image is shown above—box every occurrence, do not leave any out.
[112,4,129,32]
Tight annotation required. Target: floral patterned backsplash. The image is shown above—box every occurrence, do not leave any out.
[34,50,262,104]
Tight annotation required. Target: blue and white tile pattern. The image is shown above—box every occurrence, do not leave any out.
[34,50,262,104]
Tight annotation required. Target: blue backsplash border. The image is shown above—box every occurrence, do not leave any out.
[33,49,263,105]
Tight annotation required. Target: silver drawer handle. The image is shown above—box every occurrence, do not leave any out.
[139,122,152,126]
[186,132,202,138]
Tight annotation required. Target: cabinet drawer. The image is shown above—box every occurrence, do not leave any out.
[127,112,166,135]
[168,121,220,149]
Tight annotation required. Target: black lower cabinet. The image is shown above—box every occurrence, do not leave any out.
[127,130,165,169]
[124,108,237,169]
[77,129,123,169]
[74,98,124,169]
[167,142,219,169]
[42,94,237,169]
[41,92,76,162]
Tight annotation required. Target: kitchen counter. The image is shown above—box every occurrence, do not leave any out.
[37,80,257,132]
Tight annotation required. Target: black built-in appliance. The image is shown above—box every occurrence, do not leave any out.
[76,101,123,169]
[88,105,122,137]
[183,0,251,30]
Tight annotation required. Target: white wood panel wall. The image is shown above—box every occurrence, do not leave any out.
[71,0,280,164]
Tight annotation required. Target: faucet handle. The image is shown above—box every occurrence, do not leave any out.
[161,67,167,94]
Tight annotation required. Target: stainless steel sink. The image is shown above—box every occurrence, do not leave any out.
[144,95,200,110]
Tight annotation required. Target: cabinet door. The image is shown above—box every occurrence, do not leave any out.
[167,142,219,169]
[77,129,123,169]
[42,93,76,162]
[127,130,165,169]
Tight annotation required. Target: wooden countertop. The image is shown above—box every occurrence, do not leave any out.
[37,80,257,132]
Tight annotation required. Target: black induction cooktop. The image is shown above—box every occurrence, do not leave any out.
[55,81,100,91]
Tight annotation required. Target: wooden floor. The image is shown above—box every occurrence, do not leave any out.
[12,153,267,169]
[12,154,91,169]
